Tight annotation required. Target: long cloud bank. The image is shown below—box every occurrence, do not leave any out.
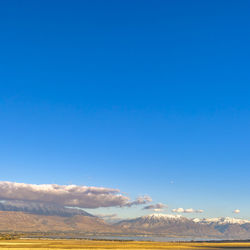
[0,181,151,209]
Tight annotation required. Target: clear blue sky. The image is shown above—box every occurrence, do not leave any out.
[0,0,250,219]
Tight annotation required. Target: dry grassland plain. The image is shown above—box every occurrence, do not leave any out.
[0,240,250,250]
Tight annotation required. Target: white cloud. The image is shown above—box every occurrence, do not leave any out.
[184,208,196,213]
[0,181,151,209]
[126,195,152,207]
[196,209,204,213]
[233,209,240,214]
[143,203,167,211]
[172,207,184,213]
[172,207,204,213]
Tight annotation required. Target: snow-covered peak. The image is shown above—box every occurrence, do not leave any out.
[143,213,183,220]
[143,214,250,225]
[193,217,250,225]
[192,218,201,223]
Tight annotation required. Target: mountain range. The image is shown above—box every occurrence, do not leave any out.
[116,213,250,239]
[0,202,250,239]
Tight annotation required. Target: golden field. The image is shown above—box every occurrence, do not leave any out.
[0,240,250,250]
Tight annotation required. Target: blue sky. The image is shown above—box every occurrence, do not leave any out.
[0,0,250,219]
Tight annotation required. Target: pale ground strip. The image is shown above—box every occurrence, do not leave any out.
[0,240,250,250]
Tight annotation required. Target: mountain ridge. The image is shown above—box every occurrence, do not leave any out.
[0,209,250,239]
[0,211,116,232]
[116,213,250,239]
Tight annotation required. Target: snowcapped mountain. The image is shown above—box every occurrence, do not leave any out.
[117,213,187,226]
[116,213,216,236]
[139,213,185,223]
[193,217,250,225]
[0,205,250,239]
[116,213,250,239]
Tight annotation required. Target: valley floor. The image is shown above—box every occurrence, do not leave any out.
[0,240,250,250]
